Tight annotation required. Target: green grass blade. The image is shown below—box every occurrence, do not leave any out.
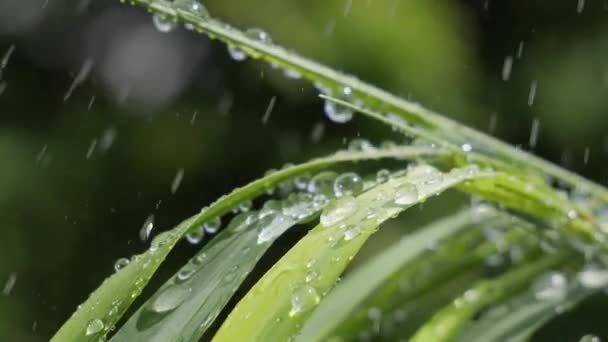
[296,209,533,341]
[112,186,355,341]
[124,0,608,203]
[212,165,492,341]
[454,286,595,342]
[409,254,567,342]
[51,147,433,342]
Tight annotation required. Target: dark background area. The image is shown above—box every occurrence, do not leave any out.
[1,0,607,340]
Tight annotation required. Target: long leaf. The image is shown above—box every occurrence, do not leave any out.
[51,147,436,342]
[454,286,596,342]
[112,183,374,341]
[296,209,532,341]
[124,0,608,204]
[212,165,493,341]
[409,254,567,342]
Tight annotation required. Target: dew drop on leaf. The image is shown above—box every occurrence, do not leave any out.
[321,196,358,227]
[394,183,419,206]
[334,172,363,197]
[152,15,176,33]
[85,318,105,336]
[289,285,320,317]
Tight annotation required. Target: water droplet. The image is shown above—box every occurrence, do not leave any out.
[334,172,363,197]
[150,285,190,313]
[228,45,247,61]
[305,271,318,283]
[176,267,196,283]
[173,0,210,18]
[317,84,355,123]
[186,227,205,244]
[140,215,155,242]
[344,226,360,241]
[152,15,176,33]
[282,193,317,221]
[394,183,419,206]
[245,27,272,44]
[114,258,130,272]
[533,272,567,301]
[348,138,375,152]
[289,285,320,317]
[461,143,473,153]
[204,217,222,234]
[227,212,258,233]
[578,266,608,289]
[320,196,358,227]
[257,211,293,244]
[86,318,105,336]
[579,335,600,342]
[376,169,391,184]
[308,171,338,196]
[170,169,184,194]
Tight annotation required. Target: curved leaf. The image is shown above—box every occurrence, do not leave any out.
[296,209,533,341]
[51,147,436,342]
[124,0,608,203]
[454,286,596,342]
[212,165,493,341]
[409,254,567,342]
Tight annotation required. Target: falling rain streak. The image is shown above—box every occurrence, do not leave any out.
[502,56,514,81]
[529,118,540,148]
[2,273,17,296]
[262,96,277,125]
[528,80,538,106]
[64,58,94,101]
[171,169,185,194]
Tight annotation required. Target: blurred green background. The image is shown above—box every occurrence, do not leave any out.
[1,0,607,340]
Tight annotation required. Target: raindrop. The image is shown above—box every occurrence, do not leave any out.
[308,171,338,196]
[2,273,17,296]
[529,118,540,148]
[150,285,190,313]
[348,138,375,152]
[86,139,97,159]
[528,80,538,106]
[171,169,184,194]
[257,211,293,244]
[577,0,585,13]
[186,227,205,244]
[289,285,320,317]
[245,28,272,44]
[578,266,608,289]
[227,212,258,233]
[533,272,567,301]
[176,267,196,283]
[114,258,130,272]
[579,335,601,342]
[85,318,105,336]
[461,143,473,153]
[517,40,525,59]
[228,45,247,62]
[502,56,513,81]
[262,96,277,125]
[344,226,360,241]
[64,58,94,101]
[284,69,302,79]
[152,15,176,33]
[320,196,358,227]
[334,172,363,197]
[317,84,355,124]
[376,169,391,184]
[140,215,155,242]
[310,121,325,143]
[394,183,419,206]
[204,217,222,234]
[173,0,210,18]
[282,193,317,221]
